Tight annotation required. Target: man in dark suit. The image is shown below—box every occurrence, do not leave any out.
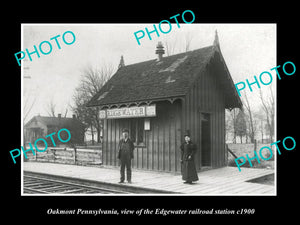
[117,128,135,183]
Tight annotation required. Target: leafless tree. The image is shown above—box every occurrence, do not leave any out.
[242,92,256,143]
[63,108,68,118]
[23,94,36,123]
[184,32,193,52]
[227,108,238,143]
[164,38,177,56]
[71,63,114,144]
[259,86,275,142]
[45,99,56,117]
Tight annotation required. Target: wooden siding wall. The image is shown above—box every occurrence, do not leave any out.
[183,63,226,170]
[102,100,182,172]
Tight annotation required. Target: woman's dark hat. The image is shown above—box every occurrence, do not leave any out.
[184,130,191,137]
[122,128,129,133]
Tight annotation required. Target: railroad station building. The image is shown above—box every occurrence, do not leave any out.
[87,32,242,172]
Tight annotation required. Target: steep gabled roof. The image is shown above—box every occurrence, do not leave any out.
[87,43,242,109]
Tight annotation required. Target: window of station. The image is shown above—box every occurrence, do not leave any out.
[129,118,145,145]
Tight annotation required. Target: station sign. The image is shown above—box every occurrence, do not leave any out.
[99,105,156,119]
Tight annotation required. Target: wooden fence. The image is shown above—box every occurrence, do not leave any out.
[24,146,102,166]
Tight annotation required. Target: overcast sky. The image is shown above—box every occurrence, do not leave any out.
[22,23,276,123]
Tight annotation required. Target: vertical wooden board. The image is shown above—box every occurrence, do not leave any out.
[215,87,222,167]
[214,78,220,168]
[151,118,155,170]
[148,126,153,170]
[152,120,156,170]
[210,86,215,167]
[210,112,214,167]
[173,108,177,173]
[111,119,114,166]
[158,115,164,171]
[194,83,200,171]
[136,147,140,169]
[105,119,109,165]
[215,112,220,168]
[220,109,225,166]
[191,86,200,171]
[152,117,158,170]
[139,147,142,169]
[215,111,220,168]
[219,111,223,167]
[199,74,203,109]
[108,119,112,166]
[213,113,217,167]
[198,76,203,169]
[111,119,116,166]
[156,115,161,171]
[170,107,176,172]
[104,119,108,165]
[115,119,120,166]
[176,101,183,172]
[219,110,223,167]
[138,147,143,170]
[142,145,147,169]
[133,130,137,168]
[204,71,208,110]
[164,106,170,171]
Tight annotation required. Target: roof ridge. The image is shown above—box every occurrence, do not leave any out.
[122,45,215,68]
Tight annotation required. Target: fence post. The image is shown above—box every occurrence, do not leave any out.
[254,139,257,153]
[74,146,77,165]
[35,148,38,161]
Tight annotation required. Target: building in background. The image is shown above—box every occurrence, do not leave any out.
[24,114,86,146]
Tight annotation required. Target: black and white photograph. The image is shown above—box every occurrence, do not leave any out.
[21,24,276,195]
[3,4,298,220]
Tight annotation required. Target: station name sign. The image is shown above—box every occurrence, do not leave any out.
[99,105,156,119]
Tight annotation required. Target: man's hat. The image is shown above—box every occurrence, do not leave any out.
[122,128,129,133]
[184,130,191,137]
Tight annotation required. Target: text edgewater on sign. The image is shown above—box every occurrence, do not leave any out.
[99,105,156,119]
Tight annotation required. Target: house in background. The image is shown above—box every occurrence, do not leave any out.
[24,114,86,146]
[87,31,242,172]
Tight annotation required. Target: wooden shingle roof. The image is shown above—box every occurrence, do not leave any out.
[87,44,242,109]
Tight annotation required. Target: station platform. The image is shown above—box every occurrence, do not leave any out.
[23,162,275,195]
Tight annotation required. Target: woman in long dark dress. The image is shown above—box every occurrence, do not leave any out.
[180,131,199,184]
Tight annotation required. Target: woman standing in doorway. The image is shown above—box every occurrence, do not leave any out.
[180,130,199,184]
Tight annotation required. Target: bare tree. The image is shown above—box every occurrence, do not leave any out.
[164,38,178,56]
[235,109,247,143]
[23,94,36,123]
[229,108,238,143]
[71,63,114,144]
[45,99,56,117]
[63,108,68,118]
[259,87,275,142]
[23,88,37,148]
[184,32,193,52]
[242,92,256,143]
[255,107,266,143]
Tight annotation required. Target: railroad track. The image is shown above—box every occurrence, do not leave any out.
[23,172,173,194]
[23,173,132,194]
